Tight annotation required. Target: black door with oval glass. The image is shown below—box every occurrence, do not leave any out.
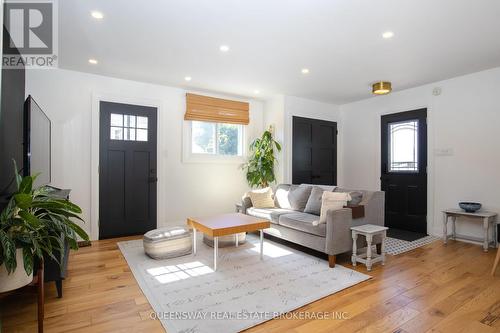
[99,101,157,239]
[381,109,427,234]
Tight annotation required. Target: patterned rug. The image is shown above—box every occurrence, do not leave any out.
[118,234,370,333]
[385,235,440,255]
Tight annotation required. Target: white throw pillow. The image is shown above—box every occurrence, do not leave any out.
[274,187,291,209]
[314,191,352,226]
[248,187,275,208]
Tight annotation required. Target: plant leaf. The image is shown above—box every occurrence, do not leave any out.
[22,246,34,275]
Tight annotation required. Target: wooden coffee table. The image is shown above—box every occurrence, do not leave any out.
[187,213,270,271]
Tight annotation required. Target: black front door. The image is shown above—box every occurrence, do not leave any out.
[292,116,337,185]
[99,102,157,239]
[381,109,427,233]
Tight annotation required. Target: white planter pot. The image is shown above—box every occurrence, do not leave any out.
[0,248,34,293]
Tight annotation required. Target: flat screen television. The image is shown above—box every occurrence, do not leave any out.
[23,95,51,187]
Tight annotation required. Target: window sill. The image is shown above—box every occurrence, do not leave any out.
[182,154,246,165]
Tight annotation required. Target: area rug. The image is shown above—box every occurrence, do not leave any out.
[385,235,440,255]
[118,234,370,333]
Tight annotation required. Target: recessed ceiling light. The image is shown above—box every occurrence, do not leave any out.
[184,76,192,81]
[88,59,98,65]
[219,45,230,52]
[254,90,260,94]
[91,11,104,19]
[382,31,394,39]
[301,68,310,74]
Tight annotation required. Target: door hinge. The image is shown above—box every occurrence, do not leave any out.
[336,130,339,135]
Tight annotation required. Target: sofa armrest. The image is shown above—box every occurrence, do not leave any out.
[362,191,385,227]
[325,208,353,255]
[241,195,253,214]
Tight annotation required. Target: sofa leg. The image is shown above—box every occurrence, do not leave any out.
[328,255,336,268]
[376,243,382,255]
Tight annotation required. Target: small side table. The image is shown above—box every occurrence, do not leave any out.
[442,209,498,252]
[351,224,388,271]
[235,203,243,213]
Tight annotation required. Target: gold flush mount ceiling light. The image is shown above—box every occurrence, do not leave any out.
[372,81,392,95]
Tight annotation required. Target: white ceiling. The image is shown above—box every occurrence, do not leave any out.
[59,0,500,104]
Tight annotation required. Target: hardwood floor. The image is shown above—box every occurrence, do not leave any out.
[1,236,499,333]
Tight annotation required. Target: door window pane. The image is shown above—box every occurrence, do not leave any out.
[136,129,148,141]
[110,127,123,140]
[192,121,216,154]
[110,113,123,127]
[137,116,148,129]
[389,120,418,172]
[109,113,148,142]
[124,115,136,128]
[124,128,136,141]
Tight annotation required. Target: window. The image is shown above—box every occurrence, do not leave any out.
[110,113,148,142]
[388,120,418,172]
[190,121,243,157]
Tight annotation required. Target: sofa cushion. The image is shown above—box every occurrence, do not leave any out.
[248,187,275,208]
[274,184,292,209]
[334,187,364,205]
[246,207,294,224]
[304,186,326,215]
[288,185,312,211]
[278,212,326,237]
[317,191,351,225]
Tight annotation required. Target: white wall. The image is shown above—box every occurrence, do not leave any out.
[264,95,341,184]
[263,95,285,183]
[25,69,264,240]
[340,67,500,238]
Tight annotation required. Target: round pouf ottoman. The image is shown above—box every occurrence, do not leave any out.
[143,226,192,259]
[203,232,247,248]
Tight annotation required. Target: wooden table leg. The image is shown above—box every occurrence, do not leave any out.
[38,259,44,333]
[492,246,500,276]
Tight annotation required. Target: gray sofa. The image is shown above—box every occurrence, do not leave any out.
[241,184,385,267]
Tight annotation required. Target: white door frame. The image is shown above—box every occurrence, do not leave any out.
[90,93,163,240]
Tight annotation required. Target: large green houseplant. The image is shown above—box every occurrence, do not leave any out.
[0,163,89,292]
[243,127,282,188]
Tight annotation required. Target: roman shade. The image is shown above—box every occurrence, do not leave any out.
[185,93,249,125]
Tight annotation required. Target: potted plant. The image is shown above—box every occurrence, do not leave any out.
[242,127,282,188]
[0,164,89,293]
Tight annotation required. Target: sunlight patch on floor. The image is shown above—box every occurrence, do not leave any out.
[146,261,214,284]
[249,241,293,258]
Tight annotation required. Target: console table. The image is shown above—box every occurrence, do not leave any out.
[442,209,498,252]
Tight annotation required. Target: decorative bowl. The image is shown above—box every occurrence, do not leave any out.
[459,202,482,213]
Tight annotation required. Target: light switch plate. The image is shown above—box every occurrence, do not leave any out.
[435,148,454,156]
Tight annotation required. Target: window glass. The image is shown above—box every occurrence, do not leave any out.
[217,123,241,156]
[192,121,216,154]
[110,127,123,140]
[389,120,418,172]
[110,113,123,127]
[191,121,243,156]
[137,116,148,129]
[136,129,148,142]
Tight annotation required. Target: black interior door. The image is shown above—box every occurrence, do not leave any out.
[99,102,157,239]
[292,116,337,185]
[381,109,427,234]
